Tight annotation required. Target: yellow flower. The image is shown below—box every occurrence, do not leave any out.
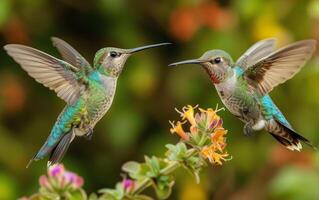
[169,120,189,141]
[176,105,198,127]
[201,145,230,165]
[199,105,224,129]
[171,105,231,165]
[201,124,230,165]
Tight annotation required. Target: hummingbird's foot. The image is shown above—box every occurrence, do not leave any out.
[85,128,94,140]
[243,123,255,136]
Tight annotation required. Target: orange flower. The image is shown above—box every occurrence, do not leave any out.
[199,105,224,129]
[201,123,230,165]
[211,128,227,152]
[201,145,230,165]
[169,120,189,141]
[171,105,231,165]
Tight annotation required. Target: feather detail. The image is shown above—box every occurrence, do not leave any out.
[244,39,316,96]
[51,37,92,73]
[266,119,315,151]
[236,38,276,70]
[4,44,87,105]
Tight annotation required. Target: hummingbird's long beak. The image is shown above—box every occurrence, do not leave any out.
[129,43,171,53]
[168,59,206,67]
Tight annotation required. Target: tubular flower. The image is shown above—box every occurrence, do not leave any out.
[199,105,224,130]
[201,146,230,165]
[201,125,231,165]
[171,105,231,165]
[211,127,227,152]
[170,120,189,140]
[176,105,198,127]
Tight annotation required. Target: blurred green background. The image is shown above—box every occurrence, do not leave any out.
[1,0,319,199]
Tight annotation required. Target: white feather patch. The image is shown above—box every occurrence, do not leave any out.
[252,119,266,131]
[286,142,302,151]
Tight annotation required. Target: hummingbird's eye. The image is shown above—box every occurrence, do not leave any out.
[110,51,118,58]
[213,57,222,64]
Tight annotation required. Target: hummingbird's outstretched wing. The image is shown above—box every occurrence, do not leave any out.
[4,44,87,105]
[243,39,316,96]
[236,38,276,70]
[51,37,92,73]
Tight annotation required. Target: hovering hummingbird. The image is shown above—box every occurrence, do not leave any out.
[169,39,316,151]
[4,38,170,167]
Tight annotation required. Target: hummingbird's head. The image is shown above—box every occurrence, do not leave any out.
[169,50,233,83]
[94,43,171,77]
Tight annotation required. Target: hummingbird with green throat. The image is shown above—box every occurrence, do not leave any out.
[4,38,170,167]
[169,39,316,151]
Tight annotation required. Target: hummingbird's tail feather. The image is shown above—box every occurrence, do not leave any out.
[26,140,57,168]
[47,131,75,167]
[26,128,75,168]
[266,119,315,151]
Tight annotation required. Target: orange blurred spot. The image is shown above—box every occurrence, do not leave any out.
[269,144,313,168]
[169,7,199,42]
[311,20,319,52]
[3,16,30,44]
[197,3,234,30]
[0,73,26,114]
[169,3,235,41]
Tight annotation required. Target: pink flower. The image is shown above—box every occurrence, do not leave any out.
[122,178,134,192]
[48,164,64,178]
[38,164,84,190]
[63,172,84,189]
[74,176,84,188]
[39,175,50,188]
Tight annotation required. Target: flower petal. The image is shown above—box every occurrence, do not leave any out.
[169,120,189,140]
[48,164,65,178]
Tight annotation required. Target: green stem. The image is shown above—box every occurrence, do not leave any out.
[131,148,197,196]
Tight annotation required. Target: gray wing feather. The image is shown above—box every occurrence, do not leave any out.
[4,44,85,105]
[236,38,276,70]
[244,39,316,96]
[51,37,92,72]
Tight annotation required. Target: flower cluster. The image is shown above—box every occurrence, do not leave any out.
[21,105,231,200]
[40,164,84,190]
[170,105,230,165]
[20,164,86,200]
[99,105,231,200]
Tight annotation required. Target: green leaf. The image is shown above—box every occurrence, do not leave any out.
[152,177,175,200]
[88,193,99,200]
[36,192,59,200]
[99,183,125,200]
[27,193,49,200]
[145,156,161,177]
[165,143,188,161]
[66,189,87,200]
[122,161,141,174]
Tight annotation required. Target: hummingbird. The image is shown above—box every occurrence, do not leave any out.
[169,38,316,151]
[4,37,170,167]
